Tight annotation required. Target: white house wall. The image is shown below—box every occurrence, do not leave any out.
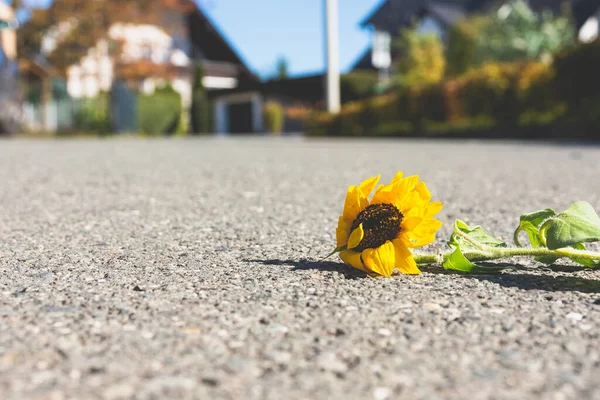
[66,23,192,100]
[202,76,238,89]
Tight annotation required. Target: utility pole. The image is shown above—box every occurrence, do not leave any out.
[324,0,340,113]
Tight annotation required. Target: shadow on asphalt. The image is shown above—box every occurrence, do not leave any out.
[421,265,600,294]
[246,258,366,279]
[249,259,600,292]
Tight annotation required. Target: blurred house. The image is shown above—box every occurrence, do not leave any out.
[30,2,259,133]
[353,0,600,71]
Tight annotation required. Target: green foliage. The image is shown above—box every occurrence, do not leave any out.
[308,60,557,136]
[191,64,211,134]
[395,29,445,87]
[448,220,507,250]
[340,71,379,103]
[553,39,600,125]
[514,208,558,263]
[307,39,600,138]
[138,84,182,136]
[514,209,557,248]
[472,0,575,65]
[440,202,600,273]
[445,17,488,76]
[539,202,600,251]
[73,93,112,134]
[443,220,509,273]
[515,202,600,268]
[276,57,289,80]
[262,101,284,134]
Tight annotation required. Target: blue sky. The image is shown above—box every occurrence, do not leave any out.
[199,0,382,77]
[9,0,383,77]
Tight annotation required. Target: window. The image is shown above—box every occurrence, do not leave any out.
[142,42,153,61]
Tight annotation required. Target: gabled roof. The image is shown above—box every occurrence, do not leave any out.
[423,2,467,26]
[569,0,600,28]
[186,6,258,83]
[362,0,599,33]
[349,46,376,71]
[361,0,470,33]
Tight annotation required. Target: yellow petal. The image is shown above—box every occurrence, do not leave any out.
[413,218,443,237]
[425,202,443,218]
[373,176,420,209]
[336,216,351,247]
[347,223,365,250]
[401,216,423,232]
[415,182,432,201]
[395,191,421,214]
[362,241,395,277]
[392,238,421,274]
[339,250,369,273]
[342,185,369,221]
[396,253,421,275]
[391,171,404,183]
[359,174,380,198]
[396,175,420,196]
[408,233,436,248]
[370,184,395,205]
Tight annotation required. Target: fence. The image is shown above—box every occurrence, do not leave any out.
[22,81,184,135]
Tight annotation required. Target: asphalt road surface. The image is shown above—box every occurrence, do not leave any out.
[1,137,600,400]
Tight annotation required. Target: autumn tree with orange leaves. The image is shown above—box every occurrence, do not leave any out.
[18,0,196,79]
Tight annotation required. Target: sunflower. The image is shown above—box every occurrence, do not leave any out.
[334,172,443,277]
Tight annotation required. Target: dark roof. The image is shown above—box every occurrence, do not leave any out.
[208,73,325,104]
[350,47,376,71]
[423,2,467,25]
[363,0,599,33]
[361,0,470,33]
[186,6,257,83]
[570,0,600,28]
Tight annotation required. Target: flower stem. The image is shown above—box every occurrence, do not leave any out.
[413,246,600,265]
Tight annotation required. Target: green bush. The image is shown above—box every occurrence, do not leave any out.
[262,101,284,134]
[307,40,600,138]
[553,39,600,125]
[191,64,212,134]
[307,61,558,136]
[340,71,379,103]
[445,17,488,76]
[395,29,446,87]
[470,0,574,66]
[138,85,182,135]
[73,93,112,134]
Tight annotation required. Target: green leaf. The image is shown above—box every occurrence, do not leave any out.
[443,246,477,272]
[513,208,557,247]
[513,208,558,264]
[442,246,508,274]
[541,202,600,250]
[567,243,600,268]
[448,220,507,250]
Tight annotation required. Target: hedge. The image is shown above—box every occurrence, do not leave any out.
[308,39,600,137]
[262,101,284,134]
[138,85,182,135]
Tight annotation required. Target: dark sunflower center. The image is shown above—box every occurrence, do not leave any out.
[350,203,403,252]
